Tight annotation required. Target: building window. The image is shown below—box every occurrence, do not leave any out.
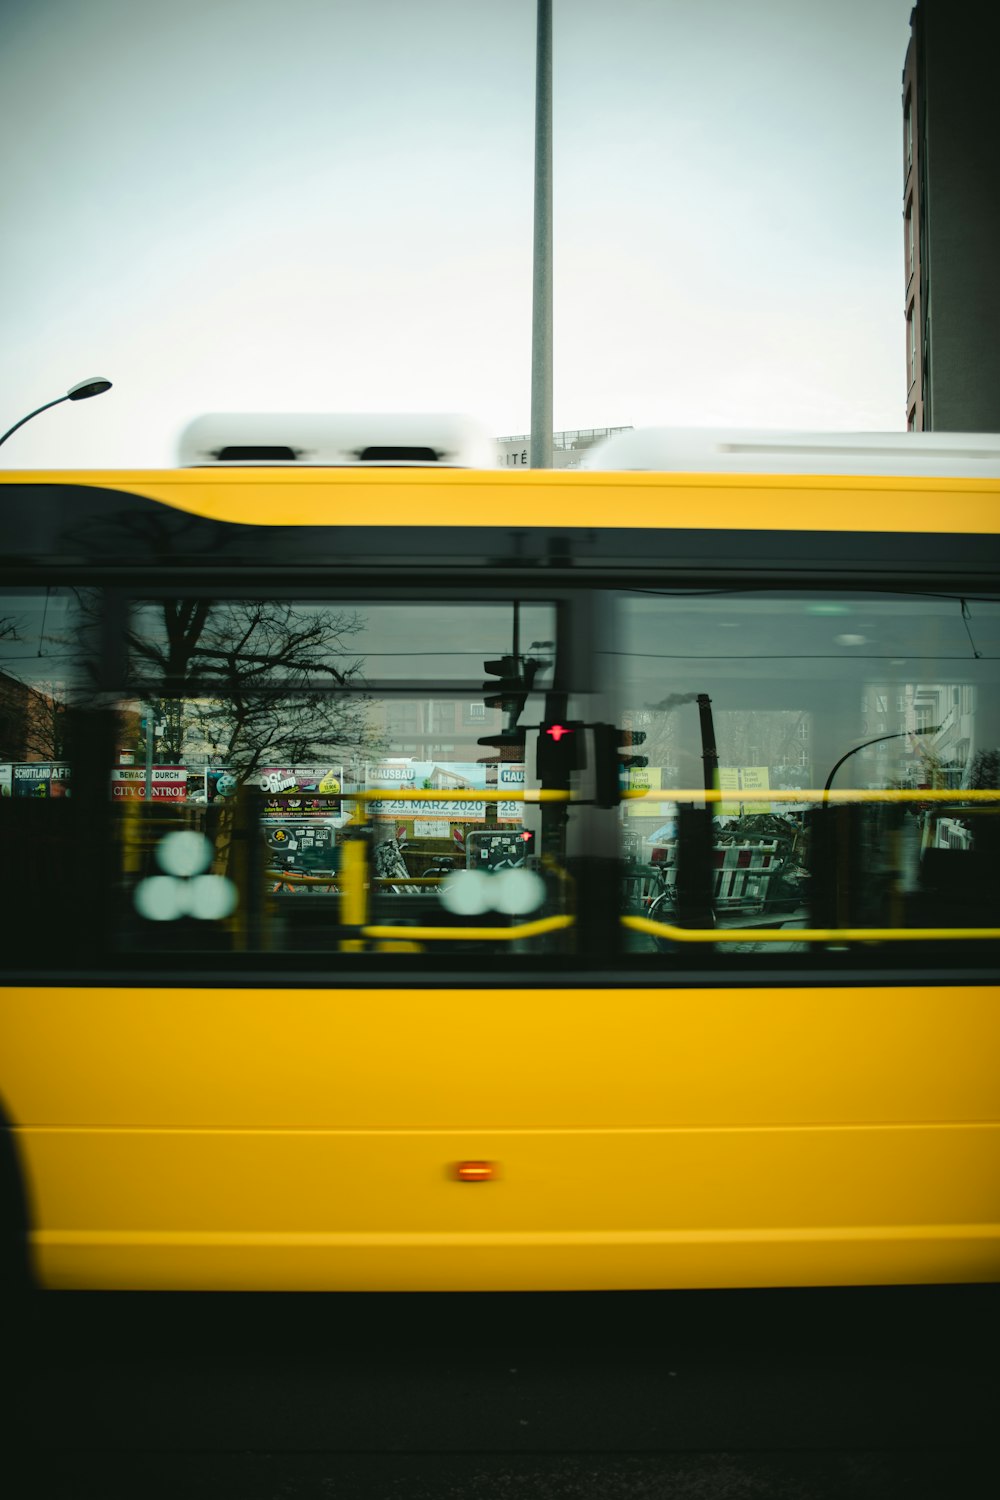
[426,702,456,735]
[905,198,915,283]
[904,92,913,172]
[906,304,916,390]
[387,703,420,736]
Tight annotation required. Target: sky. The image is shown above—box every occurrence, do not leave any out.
[0,0,915,468]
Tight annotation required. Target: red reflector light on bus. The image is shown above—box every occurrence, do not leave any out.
[455,1161,496,1182]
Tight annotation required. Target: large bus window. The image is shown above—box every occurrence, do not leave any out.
[0,587,100,965]
[111,596,575,963]
[613,590,1000,966]
[0,587,94,757]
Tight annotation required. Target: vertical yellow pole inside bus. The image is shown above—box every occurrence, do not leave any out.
[339,794,369,952]
[120,791,143,875]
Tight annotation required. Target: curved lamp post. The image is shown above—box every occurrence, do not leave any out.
[823,725,941,795]
[0,377,112,450]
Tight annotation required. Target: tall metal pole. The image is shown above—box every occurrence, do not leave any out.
[529,0,553,469]
[696,694,719,799]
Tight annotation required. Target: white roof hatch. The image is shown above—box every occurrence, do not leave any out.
[178,412,496,468]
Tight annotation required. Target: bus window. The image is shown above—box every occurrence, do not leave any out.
[612,589,1000,968]
[109,596,575,963]
[0,587,100,965]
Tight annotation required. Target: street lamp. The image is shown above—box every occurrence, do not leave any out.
[823,725,941,795]
[0,376,113,450]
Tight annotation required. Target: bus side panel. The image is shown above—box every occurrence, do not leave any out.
[18,1124,1000,1291]
[3,983,999,1291]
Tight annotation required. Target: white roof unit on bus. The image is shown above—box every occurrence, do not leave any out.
[177,412,496,468]
[579,427,1000,479]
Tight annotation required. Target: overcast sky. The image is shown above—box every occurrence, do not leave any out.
[1,0,914,467]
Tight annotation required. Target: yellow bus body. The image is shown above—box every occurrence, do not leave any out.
[1,463,998,1290]
[4,979,997,1291]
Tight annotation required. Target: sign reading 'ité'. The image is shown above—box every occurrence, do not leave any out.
[111,767,188,801]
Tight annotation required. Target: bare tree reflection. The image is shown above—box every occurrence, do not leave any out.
[127,598,380,782]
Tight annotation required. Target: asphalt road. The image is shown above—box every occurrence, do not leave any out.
[9,1283,998,1498]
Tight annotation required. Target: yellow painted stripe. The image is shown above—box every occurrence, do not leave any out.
[2,468,998,534]
[34,1223,1000,1250]
[22,1121,999,1138]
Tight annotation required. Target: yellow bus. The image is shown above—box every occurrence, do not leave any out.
[1,419,998,1292]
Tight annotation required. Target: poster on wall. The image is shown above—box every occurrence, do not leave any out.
[248,765,343,819]
[412,819,451,838]
[184,767,238,804]
[13,763,72,798]
[365,761,489,822]
[110,766,187,801]
[496,763,525,822]
[622,766,677,818]
[718,767,773,817]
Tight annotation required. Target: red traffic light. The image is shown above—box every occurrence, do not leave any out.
[536,719,586,785]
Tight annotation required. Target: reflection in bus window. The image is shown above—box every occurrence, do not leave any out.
[112,597,571,960]
[613,591,1000,964]
[0,587,99,959]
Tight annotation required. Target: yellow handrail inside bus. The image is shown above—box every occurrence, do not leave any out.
[360,915,574,942]
[266,872,447,886]
[620,787,1000,804]
[337,786,1000,805]
[273,784,1000,942]
[325,912,1000,944]
[621,915,1000,944]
